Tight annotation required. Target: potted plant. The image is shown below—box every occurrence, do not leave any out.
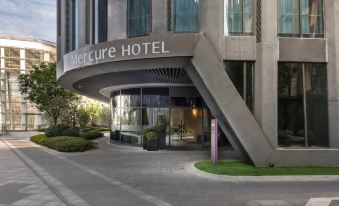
[146,131,159,151]
[154,121,167,150]
[142,128,153,150]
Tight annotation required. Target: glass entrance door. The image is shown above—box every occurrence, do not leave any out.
[169,108,204,149]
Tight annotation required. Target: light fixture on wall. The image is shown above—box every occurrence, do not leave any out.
[192,108,198,118]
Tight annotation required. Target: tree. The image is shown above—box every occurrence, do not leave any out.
[85,101,100,126]
[78,107,90,128]
[18,62,77,125]
[60,99,82,128]
[97,106,111,127]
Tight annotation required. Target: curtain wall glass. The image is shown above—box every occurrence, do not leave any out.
[278,0,324,37]
[98,0,108,43]
[224,61,254,112]
[128,0,151,37]
[278,63,328,147]
[173,0,199,33]
[225,0,253,35]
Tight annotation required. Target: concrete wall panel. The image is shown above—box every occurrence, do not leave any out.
[279,38,327,62]
[224,36,256,60]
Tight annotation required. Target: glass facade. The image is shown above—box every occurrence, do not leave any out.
[172,0,199,33]
[92,0,108,43]
[278,63,328,147]
[225,61,254,112]
[110,87,211,148]
[71,0,77,50]
[0,46,53,131]
[224,0,254,35]
[127,0,151,37]
[278,0,324,37]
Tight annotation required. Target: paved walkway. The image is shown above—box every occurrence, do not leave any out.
[0,137,65,206]
[1,133,339,206]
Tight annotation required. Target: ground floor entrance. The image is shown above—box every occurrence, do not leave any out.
[109,86,226,149]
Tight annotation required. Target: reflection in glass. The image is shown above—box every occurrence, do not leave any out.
[300,0,323,37]
[278,63,328,147]
[121,88,141,108]
[278,63,305,147]
[225,61,254,111]
[305,63,328,147]
[278,0,300,36]
[142,88,169,108]
[110,87,208,147]
[173,0,199,33]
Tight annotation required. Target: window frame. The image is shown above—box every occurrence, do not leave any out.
[169,0,200,33]
[127,0,152,38]
[277,62,329,148]
[277,0,324,38]
[224,0,255,36]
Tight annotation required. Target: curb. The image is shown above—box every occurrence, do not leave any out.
[185,161,339,182]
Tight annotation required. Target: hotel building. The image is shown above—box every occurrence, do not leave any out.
[57,0,339,166]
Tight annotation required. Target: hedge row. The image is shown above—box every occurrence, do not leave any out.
[79,130,103,140]
[30,134,92,152]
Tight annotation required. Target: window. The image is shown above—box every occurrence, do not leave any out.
[97,0,108,42]
[278,63,328,147]
[71,0,77,50]
[278,0,324,38]
[127,0,151,37]
[92,0,108,43]
[224,0,254,35]
[225,61,254,112]
[172,0,199,33]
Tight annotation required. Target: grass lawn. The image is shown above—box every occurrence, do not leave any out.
[195,160,339,176]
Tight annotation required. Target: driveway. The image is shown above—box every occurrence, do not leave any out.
[1,133,339,206]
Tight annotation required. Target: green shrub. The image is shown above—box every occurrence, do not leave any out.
[80,130,103,140]
[37,128,47,132]
[30,134,47,144]
[142,128,154,135]
[45,124,79,137]
[93,127,110,132]
[146,131,158,141]
[45,124,69,137]
[61,127,80,137]
[42,136,92,152]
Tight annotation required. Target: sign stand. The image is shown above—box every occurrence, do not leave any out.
[211,119,218,164]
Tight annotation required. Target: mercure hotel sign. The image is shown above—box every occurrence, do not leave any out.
[62,34,199,72]
[71,41,170,65]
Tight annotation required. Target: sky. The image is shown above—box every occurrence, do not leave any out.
[0,0,56,43]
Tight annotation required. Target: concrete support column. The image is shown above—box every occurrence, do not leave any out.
[107,0,127,40]
[77,0,86,49]
[325,0,339,147]
[151,0,168,34]
[254,0,279,147]
[59,0,67,59]
[199,0,223,55]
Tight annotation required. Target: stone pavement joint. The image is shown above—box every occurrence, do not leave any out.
[0,136,89,206]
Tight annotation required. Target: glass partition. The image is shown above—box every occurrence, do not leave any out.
[110,87,208,148]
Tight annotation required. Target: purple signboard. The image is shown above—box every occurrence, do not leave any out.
[211,119,218,164]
